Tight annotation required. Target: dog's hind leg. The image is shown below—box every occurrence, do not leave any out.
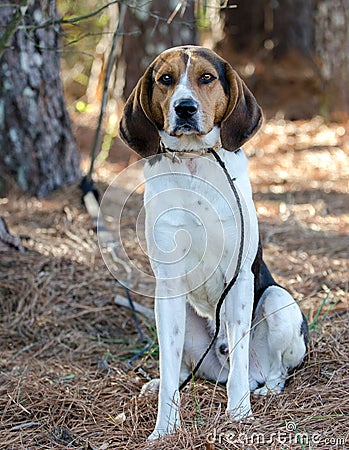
[249,286,308,395]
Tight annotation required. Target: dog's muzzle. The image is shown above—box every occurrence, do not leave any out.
[172,98,201,135]
[175,99,198,119]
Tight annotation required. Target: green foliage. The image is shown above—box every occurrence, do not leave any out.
[192,377,204,428]
[195,1,210,30]
[308,293,341,332]
[57,0,113,102]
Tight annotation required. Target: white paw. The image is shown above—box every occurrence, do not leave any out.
[139,378,160,397]
[226,403,253,422]
[147,424,178,441]
[147,429,164,441]
[253,379,285,396]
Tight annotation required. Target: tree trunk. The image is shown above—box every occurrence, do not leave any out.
[121,0,197,99]
[220,0,313,59]
[315,0,349,116]
[0,0,80,198]
[220,0,265,55]
[217,0,318,119]
[272,0,314,58]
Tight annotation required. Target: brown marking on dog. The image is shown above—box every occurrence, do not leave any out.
[119,46,262,157]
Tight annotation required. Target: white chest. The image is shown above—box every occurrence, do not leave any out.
[144,150,258,318]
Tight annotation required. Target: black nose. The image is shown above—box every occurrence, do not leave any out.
[175,99,198,119]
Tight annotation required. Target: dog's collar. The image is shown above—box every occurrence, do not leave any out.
[159,141,221,163]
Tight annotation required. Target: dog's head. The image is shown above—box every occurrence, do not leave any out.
[119,45,263,157]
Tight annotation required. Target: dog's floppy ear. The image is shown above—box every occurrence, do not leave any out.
[220,64,263,152]
[119,66,160,157]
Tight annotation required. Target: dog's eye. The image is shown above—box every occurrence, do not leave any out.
[158,74,173,85]
[199,73,216,84]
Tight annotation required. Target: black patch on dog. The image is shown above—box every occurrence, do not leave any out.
[252,240,277,314]
[300,313,309,349]
[255,381,266,390]
[181,51,189,66]
[194,49,230,96]
[147,154,164,166]
[147,66,155,106]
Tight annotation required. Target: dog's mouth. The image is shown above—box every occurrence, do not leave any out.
[170,121,203,137]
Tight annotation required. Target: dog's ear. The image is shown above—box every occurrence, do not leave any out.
[119,66,160,157]
[220,64,263,152]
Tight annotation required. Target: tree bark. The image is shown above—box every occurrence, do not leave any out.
[315,0,349,115]
[121,0,197,99]
[0,0,80,198]
[220,0,265,55]
[272,0,314,58]
[216,0,318,119]
[220,0,313,59]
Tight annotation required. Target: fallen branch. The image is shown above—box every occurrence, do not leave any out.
[0,217,25,252]
[114,294,155,321]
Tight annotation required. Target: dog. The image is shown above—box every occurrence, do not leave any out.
[119,45,308,440]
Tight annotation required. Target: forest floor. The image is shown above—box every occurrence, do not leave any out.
[0,117,348,449]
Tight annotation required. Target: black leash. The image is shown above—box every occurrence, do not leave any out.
[81,143,244,375]
[179,148,245,391]
[125,287,153,364]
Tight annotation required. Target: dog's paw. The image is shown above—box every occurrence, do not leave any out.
[226,403,253,422]
[147,423,179,441]
[253,379,285,396]
[147,428,172,441]
[147,429,164,441]
[139,378,160,397]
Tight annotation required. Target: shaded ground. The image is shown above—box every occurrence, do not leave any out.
[0,117,348,449]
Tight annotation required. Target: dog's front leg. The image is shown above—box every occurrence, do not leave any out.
[148,282,186,440]
[225,266,254,420]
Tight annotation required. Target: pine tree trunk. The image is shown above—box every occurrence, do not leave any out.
[220,0,313,58]
[220,0,265,54]
[217,0,317,119]
[272,0,314,58]
[0,0,80,198]
[315,0,349,115]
